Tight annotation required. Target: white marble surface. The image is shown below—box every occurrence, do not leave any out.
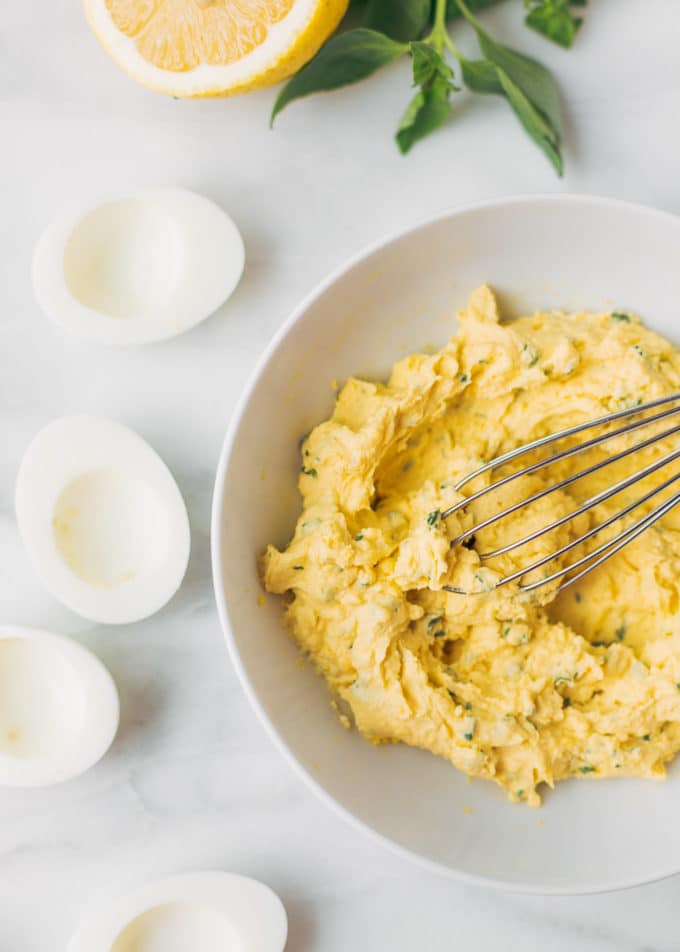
[2,1,680,949]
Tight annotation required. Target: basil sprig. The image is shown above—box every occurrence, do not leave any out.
[272,0,585,174]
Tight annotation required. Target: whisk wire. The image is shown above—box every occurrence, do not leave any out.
[480,441,680,560]
[451,391,680,497]
[493,469,680,589]
[527,490,680,593]
[443,392,680,594]
[448,421,680,548]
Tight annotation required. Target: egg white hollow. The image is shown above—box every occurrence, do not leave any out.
[32,188,245,345]
[111,902,237,952]
[0,625,119,787]
[16,416,191,624]
[68,872,287,952]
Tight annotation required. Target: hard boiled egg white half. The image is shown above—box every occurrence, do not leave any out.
[16,416,190,625]
[68,872,287,952]
[0,625,118,787]
[32,188,245,345]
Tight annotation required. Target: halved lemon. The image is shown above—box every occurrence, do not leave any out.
[83,0,349,97]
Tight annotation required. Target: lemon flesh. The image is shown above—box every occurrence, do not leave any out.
[84,0,349,97]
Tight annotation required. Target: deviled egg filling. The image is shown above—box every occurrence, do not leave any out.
[264,286,680,805]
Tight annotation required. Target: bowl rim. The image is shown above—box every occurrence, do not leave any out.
[211,192,680,895]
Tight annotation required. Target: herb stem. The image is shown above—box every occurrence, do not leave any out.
[444,32,462,59]
[433,0,448,34]
[454,0,480,29]
[425,1,464,66]
[427,0,449,54]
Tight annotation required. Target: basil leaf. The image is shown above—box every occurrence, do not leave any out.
[460,57,503,94]
[396,43,456,154]
[271,29,408,123]
[397,80,452,153]
[473,30,562,137]
[460,56,562,171]
[496,66,563,174]
[525,1,584,49]
[454,2,563,171]
[364,0,431,41]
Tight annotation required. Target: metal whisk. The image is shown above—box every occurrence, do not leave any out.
[443,393,680,595]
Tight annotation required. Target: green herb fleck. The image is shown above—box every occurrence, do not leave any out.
[459,372,469,382]
[611,311,631,322]
[553,675,572,686]
[464,702,473,711]
[433,629,446,638]
[426,509,441,527]
[501,626,511,638]
[522,342,540,366]
[301,466,318,477]
[633,344,646,358]
[579,765,596,774]
[292,565,304,571]
[591,640,609,648]
[355,532,364,541]
[428,616,444,627]
[461,715,476,741]
[642,734,651,742]
[618,396,643,410]
[515,788,525,799]
[474,571,491,592]
[574,591,582,603]
[563,697,571,708]
[615,623,626,641]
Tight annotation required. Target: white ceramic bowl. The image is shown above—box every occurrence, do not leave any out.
[212,195,680,894]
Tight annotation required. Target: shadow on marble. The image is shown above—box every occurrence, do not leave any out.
[282,898,317,952]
